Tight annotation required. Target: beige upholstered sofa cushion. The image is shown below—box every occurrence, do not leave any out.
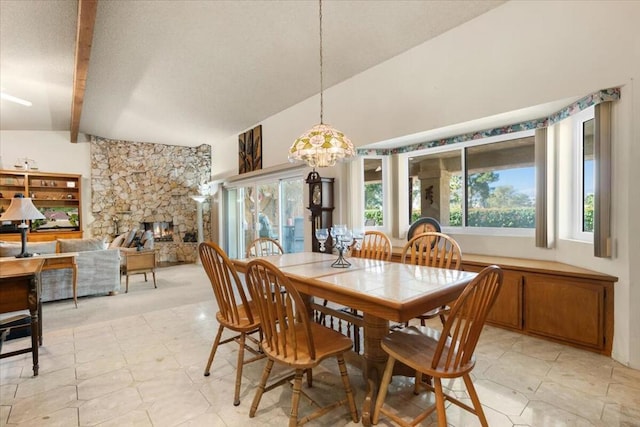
[0,241,57,257]
[58,237,107,253]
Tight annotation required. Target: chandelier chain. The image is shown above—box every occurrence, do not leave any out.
[319,0,324,124]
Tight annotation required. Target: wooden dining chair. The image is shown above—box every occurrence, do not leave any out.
[401,231,463,326]
[244,259,359,427]
[198,241,265,406]
[246,237,284,258]
[351,230,392,261]
[372,265,503,427]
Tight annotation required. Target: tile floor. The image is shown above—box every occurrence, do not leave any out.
[1,263,639,426]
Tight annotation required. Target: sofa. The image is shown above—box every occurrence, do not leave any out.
[0,237,121,302]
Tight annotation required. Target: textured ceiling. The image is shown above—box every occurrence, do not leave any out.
[0,0,506,147]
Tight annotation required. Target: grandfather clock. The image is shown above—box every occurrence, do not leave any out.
[306,171,334,252]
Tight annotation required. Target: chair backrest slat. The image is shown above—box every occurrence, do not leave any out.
[432,265,503,371]
[247,237,284,258]
[352,231,392,261]
[245,259,316,361]
[401,232,462,270]
[199,242,254,325]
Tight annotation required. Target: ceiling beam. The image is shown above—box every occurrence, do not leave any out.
[70,0,98,143]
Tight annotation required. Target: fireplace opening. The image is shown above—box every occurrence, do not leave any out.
[142,221,174,242]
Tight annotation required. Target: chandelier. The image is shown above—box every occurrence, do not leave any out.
[288,0,355,168]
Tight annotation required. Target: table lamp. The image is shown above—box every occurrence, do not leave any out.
[0,194,45,258]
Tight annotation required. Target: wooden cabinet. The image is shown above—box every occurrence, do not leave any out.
[0,170,83,241]
[386,249,616,355]
[461,255,616,355]
[464,264,523,330]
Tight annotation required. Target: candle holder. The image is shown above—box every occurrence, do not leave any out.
[315,225,364,268]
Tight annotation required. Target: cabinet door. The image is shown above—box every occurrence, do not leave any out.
[464,264,522,329]
[524,274,605,350]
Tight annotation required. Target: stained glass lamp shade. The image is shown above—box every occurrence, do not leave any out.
[289,123,355,168]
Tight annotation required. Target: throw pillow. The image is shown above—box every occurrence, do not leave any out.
[58,237,107,253]
[0,241,57,257]
[128,230,144,248]
[109,233,126,248]
[140,230,155,249]
[123,229,137,248]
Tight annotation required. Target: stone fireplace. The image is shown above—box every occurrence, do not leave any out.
[90,137,211,263]
[142,221,174,242]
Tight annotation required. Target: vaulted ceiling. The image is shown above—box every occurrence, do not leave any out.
[0,0,506,148]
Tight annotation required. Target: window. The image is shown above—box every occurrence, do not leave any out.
[466,137,535,228]
[570,106,596,241]
[363,158,384,227]
[407,132,535,230]
[581,118,595,233]
[409,150,461,226]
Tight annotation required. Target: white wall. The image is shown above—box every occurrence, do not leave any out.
[231,1,639,367]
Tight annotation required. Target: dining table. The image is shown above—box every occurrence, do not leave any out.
[233,252,477,425]
[232,252,477,381]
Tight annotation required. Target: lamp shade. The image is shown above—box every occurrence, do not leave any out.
[288,123,356,168]
[0,196,45,221]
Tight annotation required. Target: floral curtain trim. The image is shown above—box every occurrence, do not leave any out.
[547,87,620,125]
[357,87,620,157]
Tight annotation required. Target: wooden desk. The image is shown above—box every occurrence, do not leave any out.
[0,258,44,376]
[232,252,477,381]
[1,252,79,308]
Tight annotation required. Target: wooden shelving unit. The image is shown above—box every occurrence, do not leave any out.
[0,169,83,242]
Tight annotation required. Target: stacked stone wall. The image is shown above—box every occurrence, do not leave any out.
[90,136,211,263]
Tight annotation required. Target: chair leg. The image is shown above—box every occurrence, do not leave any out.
[289,369,304,427]
[372,355,396,425]
[144,273,148,282]
[152,271,157,288]
[463,374,489,427]
[433,377,448,427]
[337,354,359,422]
[125,275,130,293]
[232,333,246,406]
[204,325,224,376]
[306,368,313,387]
[250,358,274,417]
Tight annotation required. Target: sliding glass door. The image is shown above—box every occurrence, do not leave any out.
[224,175,305,258]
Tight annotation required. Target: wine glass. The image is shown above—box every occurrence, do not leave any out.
[352,228,365,251]
[315,228,328,252]
[342,229,353,246]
